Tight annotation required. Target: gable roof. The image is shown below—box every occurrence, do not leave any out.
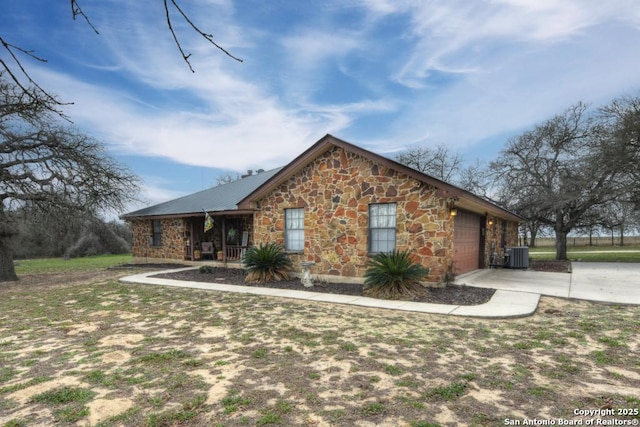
[122,134,523,223]
[120,167,283,219]
[237,134,523,222]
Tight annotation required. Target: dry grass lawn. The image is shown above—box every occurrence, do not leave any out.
[0,268,639,426]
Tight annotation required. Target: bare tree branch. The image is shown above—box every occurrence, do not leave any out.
[70,0,99,34]
[164,0,243,73]
[0,75,142,281]
[395,144,463,182]
[488,102,629,260]
[0,39,71,121]
[0,1,242,116]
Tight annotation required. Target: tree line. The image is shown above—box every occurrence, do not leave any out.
[396,97,640,261]
[9,207,132,260]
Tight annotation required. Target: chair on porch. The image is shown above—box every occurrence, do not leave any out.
[201,242,214,260]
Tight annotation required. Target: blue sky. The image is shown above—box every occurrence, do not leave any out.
[3,0,640,214]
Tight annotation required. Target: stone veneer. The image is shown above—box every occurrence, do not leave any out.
[128,146,521,278]
[130,218,186,261]
[252,146,454,283]
[483,217,519,267]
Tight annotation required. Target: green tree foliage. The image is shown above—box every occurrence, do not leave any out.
[363,250,430,300]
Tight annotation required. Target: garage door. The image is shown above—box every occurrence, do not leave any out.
[453,211,482,275]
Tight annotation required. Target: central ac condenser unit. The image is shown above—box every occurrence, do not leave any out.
[506,247,529,269]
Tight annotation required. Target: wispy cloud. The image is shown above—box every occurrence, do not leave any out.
[4,0,640,206]
[341,0,640,154]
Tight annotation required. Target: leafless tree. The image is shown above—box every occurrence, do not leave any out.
[598,95,640,208]
[215,172,242,187]
[0,74,140,282]
[490,102,627,260]
[0,0,242,117]
[597,200,637,246]
[456,159,491,196]
[395,144,463,182]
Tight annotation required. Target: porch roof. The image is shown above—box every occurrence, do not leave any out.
[120,167,283,219]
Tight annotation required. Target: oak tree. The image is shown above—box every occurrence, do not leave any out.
[0,74,140,282]
[490,103,627,260]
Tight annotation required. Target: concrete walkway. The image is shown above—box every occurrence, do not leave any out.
[120,262,639,319]
[455,262,640,305]
[121,268,540,318]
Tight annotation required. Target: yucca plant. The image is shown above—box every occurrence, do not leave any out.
[363,250,430,300]
[243,242,293,283]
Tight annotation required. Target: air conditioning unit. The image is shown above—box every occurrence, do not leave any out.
[506,247,529,269]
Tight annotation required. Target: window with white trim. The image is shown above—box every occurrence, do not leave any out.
[285,208,304,252]
[369,203,396,253]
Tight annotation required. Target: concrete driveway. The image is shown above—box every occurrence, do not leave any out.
[455,262,640,305]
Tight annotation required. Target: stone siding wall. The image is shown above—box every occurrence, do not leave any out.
[483,216,520,267]
[253,146,453,283]
[130,218,186,260]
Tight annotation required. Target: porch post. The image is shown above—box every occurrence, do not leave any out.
[189,220,194,261]
[221,216,227,264]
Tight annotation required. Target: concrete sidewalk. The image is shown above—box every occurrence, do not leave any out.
[120,269,540,318]
[455,262,640,305]
[120,262,639,319]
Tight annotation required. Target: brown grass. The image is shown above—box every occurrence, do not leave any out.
[0,269,638,426]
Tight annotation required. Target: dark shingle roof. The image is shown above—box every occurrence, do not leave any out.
[121,167,283,219]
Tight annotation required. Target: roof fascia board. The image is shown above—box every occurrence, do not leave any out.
[120,209,256,221]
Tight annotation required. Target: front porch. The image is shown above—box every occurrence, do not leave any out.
[184,213,253,263]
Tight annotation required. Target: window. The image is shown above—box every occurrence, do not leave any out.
[152,220,162,246]
[285,208,304,252]
[369,203,396,253]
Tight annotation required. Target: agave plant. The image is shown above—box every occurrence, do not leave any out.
[363,250,430,300]
[243,242,293,283]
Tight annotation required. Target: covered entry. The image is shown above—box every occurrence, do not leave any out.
[185,214,253,262]
[453,210,483,275]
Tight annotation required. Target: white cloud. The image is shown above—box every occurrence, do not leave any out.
[365,0,640,88]
[327,0,640,158]
[33,53,391,175]
[9,0,640,198]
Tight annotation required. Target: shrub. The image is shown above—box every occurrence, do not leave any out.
[363,250,429,300]
[243,243,292,283]
[199,265,214,274]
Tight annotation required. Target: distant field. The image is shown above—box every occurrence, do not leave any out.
[14,254,133,275]
[533,236,640,247]
[529,245,640,262]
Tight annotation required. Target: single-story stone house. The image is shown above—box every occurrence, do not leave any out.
[121,134,522,283]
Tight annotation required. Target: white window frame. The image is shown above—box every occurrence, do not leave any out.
[284,208,304,252]
[369,203,397,253]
